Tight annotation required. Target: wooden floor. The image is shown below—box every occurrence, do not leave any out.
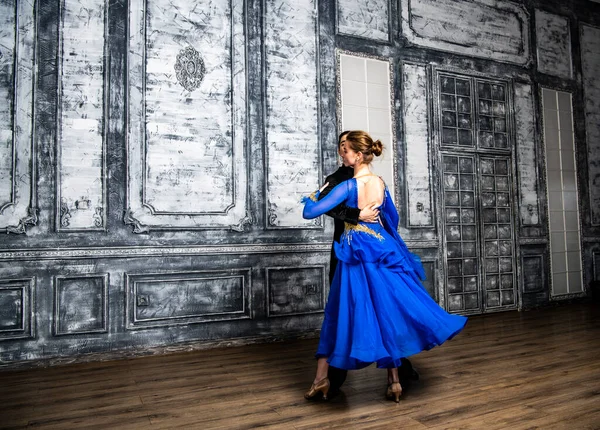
[1,303,599,430]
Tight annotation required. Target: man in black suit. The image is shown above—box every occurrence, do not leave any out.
[320,131,419,395]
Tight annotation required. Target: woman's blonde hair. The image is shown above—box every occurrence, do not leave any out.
[345,130,383,164]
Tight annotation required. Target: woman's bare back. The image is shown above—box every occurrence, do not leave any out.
[355,174,385,210]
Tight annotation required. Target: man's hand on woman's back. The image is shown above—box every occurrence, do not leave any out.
[359,202,380,223]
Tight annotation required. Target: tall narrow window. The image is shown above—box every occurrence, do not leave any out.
[542,89,583,296]
[337,52,395,197]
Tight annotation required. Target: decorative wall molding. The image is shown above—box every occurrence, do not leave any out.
[53,274,108,336]
[336,0,391,42]
[0,243,332,261]
[174,46,206,92]
[4,208,38,235]
[402,62,433,227]
[0,1,37,234]
[514,82,541,226]
[123,208,149,234]
[55,0,107,231]
[535,10,572,79]
[0,278,34,341]
[401,0,530,65]
[125,269,252,329]
[0,239,441,261]
[580,24,600,226]
[127,0,248,231]
[230,213,253,232]
[264,0,322,229]
[266,265,326,317]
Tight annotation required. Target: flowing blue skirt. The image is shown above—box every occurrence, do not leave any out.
[316,222,467,370]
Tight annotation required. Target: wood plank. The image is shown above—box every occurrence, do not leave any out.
[0,303,598,429]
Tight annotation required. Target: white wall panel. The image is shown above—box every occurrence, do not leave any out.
[581,24,600,225]
[57,0,107,231]
[127,0,248,231]
[403,63,433,227]
[0,1,36,234]
[535,10,572,79]
[336,0,390,42]
[401,0,530,65]
[265,0,321,228]
[514,83,540,226]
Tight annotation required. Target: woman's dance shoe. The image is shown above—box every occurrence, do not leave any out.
[304,377,330,400]
[386,381,402,403]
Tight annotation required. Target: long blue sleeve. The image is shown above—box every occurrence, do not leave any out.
[302,181,350,219]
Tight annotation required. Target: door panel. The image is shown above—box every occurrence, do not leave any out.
[442,153,517,314]
[479,156,517,310]
[442,153,481,313]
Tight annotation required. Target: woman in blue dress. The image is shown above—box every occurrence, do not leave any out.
[302,130,467,402]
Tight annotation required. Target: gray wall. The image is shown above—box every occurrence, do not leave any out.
[1,0,599,364]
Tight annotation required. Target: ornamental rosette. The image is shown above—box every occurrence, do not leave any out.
[174,46,206,92]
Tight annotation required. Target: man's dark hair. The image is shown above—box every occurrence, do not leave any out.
[338,130,351,146]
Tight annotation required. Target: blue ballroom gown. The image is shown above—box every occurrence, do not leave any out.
[303,178,467,370]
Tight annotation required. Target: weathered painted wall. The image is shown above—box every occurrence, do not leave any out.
[0,0,36,235]
[56,0,107,231]
[1,0,599,364]
[264,0,321,228]
[127,0,249,230]
[580,24,600,227]
[337,0,390,42]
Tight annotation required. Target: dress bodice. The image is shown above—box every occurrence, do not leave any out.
[301,177,424,281]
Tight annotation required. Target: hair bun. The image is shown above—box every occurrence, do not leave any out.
[344,130,383,164]
[371,139,383,157]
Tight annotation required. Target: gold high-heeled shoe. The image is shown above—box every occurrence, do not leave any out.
[304,377,330,400]
[386,381,402,403]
